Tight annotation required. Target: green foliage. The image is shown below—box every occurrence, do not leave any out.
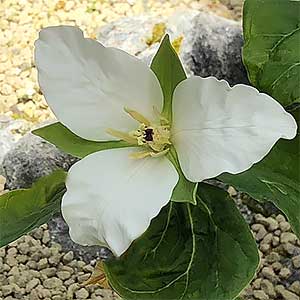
[104,183,259,300]
[167,146,197,205]
[0,170,66,247]
[150,34,186,121]
[243,0,300,107]
[219,109,300,238]
[33,122,131,158]
[237,1,300,238]
[151,36,197,205]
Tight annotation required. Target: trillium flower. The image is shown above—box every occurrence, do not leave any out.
[35,26,297,257]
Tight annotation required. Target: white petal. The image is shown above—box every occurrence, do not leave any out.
[172,76,297,182]
[35,26,163,141]
[62,148,178,256]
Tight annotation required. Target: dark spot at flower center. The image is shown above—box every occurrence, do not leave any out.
[144,128,154,141]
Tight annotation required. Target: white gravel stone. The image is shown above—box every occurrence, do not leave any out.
[281,233,298,244]
[276,285,299,300]
[57,271,72,281]
[25,278,40,293]
[75,287,89,299]
[1,284,13,296]
[253,290,269,300]
[292,256,300,269]
[289,281,300,296]
[43,277,63,289]
[279,268,292,280]
[62,251,74,264]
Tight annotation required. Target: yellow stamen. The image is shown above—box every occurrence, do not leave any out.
[129,148,170,159]
[124,107,151,126]
[129,150,152,159]
[153,106,169,125]
[106,128,137,144]
[106,107,172,159]
[150,148,170,158]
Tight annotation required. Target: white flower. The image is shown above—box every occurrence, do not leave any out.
[35,26,297,257]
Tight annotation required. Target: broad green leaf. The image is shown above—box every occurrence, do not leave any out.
[150,34,186,121]
[219,108,300,237]
[151,35,196,204]
[243,0,300,106]
[33,122,132,158]
[104,183,259,300]
[167,146,197,205]
[0,170,66,247]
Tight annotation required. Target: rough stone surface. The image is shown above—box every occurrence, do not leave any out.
[0,131,110,262]
[48,215,110,263]
[98,10,248,86]
[2,132,78,190]
[0,116,31,174]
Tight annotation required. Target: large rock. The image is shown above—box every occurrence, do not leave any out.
[2,133,77,190]
[1,133,109,261]
[48,216,111,262]
[0,116,31,166]
[97,10,249,86]
[2,133,109,262]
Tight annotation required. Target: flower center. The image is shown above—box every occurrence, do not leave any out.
[106,107,171,159]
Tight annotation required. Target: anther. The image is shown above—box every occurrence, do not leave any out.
[124,107,151,126]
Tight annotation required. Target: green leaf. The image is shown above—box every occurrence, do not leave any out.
[33,122,132,158]
[150,34,186,121]
[0,170,67,247]
[219,108,300,238]
[167,146,197,205]
[104,183,259,300]
[151,35,196,204]
[243,0,300,107]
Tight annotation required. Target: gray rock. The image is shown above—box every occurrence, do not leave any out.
[1,132,110,262]
[97,10,248,86]
[48,215,111,263]
[2,132,78,190]
[182,12,248,85]
[2,128,110,262]
[0,116,31,176]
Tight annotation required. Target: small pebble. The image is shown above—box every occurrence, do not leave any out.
[253,290,269,300]
[289,281,300,295]
[279,268,291,280]
[292,255,300,269]
[75,287,89,299]
[281,233,298,244]
[62,251,74,264]
[276,285,299,300]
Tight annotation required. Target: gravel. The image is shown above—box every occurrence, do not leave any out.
[240,211,300,300]
[1,183,299,300]
[0,0,242,123]
[0,225,118,300]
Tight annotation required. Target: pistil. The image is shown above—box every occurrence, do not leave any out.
[106,107,172,159]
